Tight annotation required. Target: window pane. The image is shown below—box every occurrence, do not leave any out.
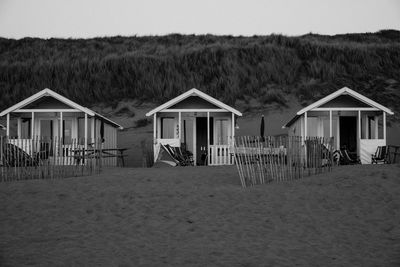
[162,118,175,139]
[215,119,228,145]
[40,120,53,139]
[182,119,193,153]
[63,120,72,144]
[307,117,318,137]
[322,117,329,139]
[21,118,31,138]
[78,118,91,144]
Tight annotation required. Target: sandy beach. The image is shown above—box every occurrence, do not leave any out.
[1,164,400,266]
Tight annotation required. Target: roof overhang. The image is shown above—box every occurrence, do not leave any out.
[145,88,242,117]
[283,87,394,128]
[0,88,123,130]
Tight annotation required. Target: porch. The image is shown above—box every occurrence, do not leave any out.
[299,109,387,164]
[284,88,394,165]
[0,89,123,167]
[153,111,236,166]
[146,88,242,166]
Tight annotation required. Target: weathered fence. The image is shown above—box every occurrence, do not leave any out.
[387,145,400,164]
[0,136,103,182]
[141,139,154,167]
[233,136,334,188]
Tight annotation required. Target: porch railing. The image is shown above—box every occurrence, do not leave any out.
[209,145,233,165]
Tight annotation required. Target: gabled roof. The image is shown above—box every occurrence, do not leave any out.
[283,87,394,128]
[0,88,123,129]
[146,88,242,116]
[296,87,393,115]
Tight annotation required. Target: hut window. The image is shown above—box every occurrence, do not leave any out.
[78,118,92,144]
[215,119,228,145]
[40,120,53,139]
[21,118,31,139]
[161,118,174,139]
[63,120,72,144]
[307,117,318,137]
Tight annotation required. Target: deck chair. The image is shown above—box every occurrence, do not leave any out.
[164,144,187,166]
[180,143,194,166]
[175,146,194,166]
[341,149,361,165]
[332,150,342,165]
[371,146,388,164]
[165,145,193,166]
[153,144,179,167]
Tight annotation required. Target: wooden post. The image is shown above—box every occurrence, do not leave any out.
[6,113,10,136]
[153,113,157,141]
[207,111,210,165]
[31,112,35,138]
[193,117,197,166]
[153,113,157,160]
[91,117,95,144]
[178,112,181,145]
[84,113,88,151]
[358,110,361,157]
[231,113,235,165]
[60,112,63,140]
[304,112,308,167]
[17,118,21,138]
[304,112,308,138]
[374,115,379,139]
[358,110,361,140]
[329,110,332,137]
[383,111,386,143]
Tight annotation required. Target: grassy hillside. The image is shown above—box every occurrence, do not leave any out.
[0,30,399,119]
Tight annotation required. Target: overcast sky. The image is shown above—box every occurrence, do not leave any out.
[0,0,399,39]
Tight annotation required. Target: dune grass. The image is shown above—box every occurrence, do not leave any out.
[1,164,400,266]
[0,31,400,120]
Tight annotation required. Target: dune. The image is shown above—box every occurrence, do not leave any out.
[0,164,400,266]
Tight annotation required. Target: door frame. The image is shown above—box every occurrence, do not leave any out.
[339,116,358,152]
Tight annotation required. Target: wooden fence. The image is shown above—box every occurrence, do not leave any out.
[233,136,334,188]
[387,145,400,164]
[141,139,154,168]
[0,136,103,182]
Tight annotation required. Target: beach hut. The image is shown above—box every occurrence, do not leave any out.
[283,87,394,164]
[146,88,242,166]
[0,88,123,166]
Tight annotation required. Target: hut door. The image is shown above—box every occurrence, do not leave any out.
[195,117,213,165]
[339,116,357,152]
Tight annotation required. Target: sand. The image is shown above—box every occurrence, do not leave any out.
[1,164,400,266]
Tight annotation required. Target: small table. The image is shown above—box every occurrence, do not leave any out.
[73,148,128,167]
[100,148,128,167]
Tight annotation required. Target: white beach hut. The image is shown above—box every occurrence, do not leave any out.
[146,88,242,166]
[283,87,394,164]
[0,88,123,166]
